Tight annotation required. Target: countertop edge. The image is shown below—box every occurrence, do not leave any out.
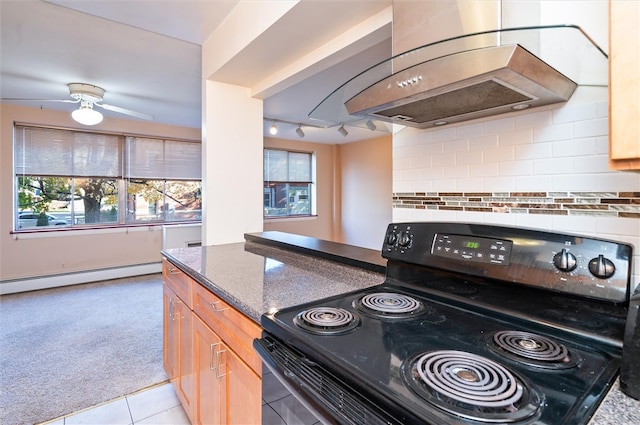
[244,231,387,274]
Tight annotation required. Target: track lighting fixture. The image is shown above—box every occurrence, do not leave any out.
[365,120,377,131]
[269,122,278,135]
[71,100,103,125]
[296,125,305,138]
[338,125,348,137]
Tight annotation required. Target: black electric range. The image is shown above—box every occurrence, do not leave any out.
[255,222,633,425]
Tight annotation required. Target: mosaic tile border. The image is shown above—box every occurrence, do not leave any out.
[392,192,640,218]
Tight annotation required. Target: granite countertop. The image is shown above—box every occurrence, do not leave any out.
[161,239,385,323]
[161,232,640,425]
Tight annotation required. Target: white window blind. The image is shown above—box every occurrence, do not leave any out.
[126,136,201,180]
[14,125,122,177]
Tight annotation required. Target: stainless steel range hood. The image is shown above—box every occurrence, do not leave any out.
[309,25,608,130]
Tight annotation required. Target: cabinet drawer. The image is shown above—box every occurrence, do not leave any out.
[192,282,262,375]
[163,259,193,308]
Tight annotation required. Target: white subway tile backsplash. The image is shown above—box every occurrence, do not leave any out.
[513,175,553,190]
[498,160,533,176]
[410,155,431,169]
[456,122,484,139]
[515,110,552,129]
[499,128,533,146]
[444,165,469,179]
[430,152,456,167]
[550,173,597,191]
[456,151,483,165]
[468,163,498,177]
[593,173,640,191]
[443,138,469,153]
[595,136,609,154]
[533,157,570,175]
[552,138,596,157]
[393,157,411,170]
[392,93,638,266]
[574,118,608,138]
[552,102,596,123]
[484,147,515,163]
[515,143,553,161]
[533,123,573,143]
[469,134,499,151]
[573,154,611,173]
[483,116,516,135]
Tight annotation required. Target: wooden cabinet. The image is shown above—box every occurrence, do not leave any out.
[163,282,194,422]
[163,258,262,425]
[609,0,640,171]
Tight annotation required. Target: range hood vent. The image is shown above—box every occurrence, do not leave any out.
[309,25,608,129]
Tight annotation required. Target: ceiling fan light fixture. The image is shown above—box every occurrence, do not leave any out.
[269,122,278,135]
[72,101,103,125]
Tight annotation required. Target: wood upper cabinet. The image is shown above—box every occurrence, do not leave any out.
[609,0,640,171]
[163,258,262,425]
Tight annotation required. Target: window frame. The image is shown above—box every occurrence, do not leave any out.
[263,148,314,219]
[13,124,202,232]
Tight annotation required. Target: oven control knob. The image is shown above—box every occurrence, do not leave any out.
[553,249,577,272]
[398,232,412,248]
[386,233,398,246]
[588,255,616,279]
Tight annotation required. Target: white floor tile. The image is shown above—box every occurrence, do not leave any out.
[127,383,181,423]
[135,405,190,425]
[64,398,132,425]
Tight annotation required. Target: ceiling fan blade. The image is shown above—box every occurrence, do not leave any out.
[1,98,79,103]
[96,103,154,121]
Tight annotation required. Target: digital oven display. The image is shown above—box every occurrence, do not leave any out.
[432,233,513,265]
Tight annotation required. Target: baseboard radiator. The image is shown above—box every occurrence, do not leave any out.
[0,262,162,295]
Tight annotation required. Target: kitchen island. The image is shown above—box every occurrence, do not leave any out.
[162,231,640,425]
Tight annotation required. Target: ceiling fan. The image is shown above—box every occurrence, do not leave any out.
[2,83,154,125]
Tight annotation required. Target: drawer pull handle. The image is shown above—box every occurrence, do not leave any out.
[209,343,226,379]
[209,300,229,313]
[168,268,180,275]
[215,348,226,379]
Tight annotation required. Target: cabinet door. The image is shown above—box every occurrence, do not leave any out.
[223,345,262,425]
[163,283,178,381]
[163,282,194,422]
[193,315,224,425]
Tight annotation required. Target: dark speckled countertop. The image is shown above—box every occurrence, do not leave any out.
[161,239,385,323]
[161,232,640,425]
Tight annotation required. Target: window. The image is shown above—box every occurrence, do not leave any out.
[14,125,201,230]
[264,149,313,217]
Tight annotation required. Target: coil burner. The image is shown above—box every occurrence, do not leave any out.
[353,292,426,318]
[489,331,580,370]
[403,350,541,423]
[293,307,360,335]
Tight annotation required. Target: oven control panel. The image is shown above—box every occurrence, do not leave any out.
[432,233,513,265]
[382,222,633,303]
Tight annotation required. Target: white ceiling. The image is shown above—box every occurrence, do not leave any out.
[0,0,394,144]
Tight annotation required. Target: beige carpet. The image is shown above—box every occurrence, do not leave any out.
[0,274,168,425]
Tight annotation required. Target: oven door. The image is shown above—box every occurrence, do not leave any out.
[254,333,401,425]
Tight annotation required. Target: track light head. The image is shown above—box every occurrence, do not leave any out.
[296,125,304,138]
[269,122,278,135]
[365,120,377,131]
[338,125,348,137]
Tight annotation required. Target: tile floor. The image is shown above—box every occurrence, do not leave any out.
[40,369,322,425]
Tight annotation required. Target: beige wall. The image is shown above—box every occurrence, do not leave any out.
[338,135,392,250]
[0,104,200,283]
[262,134,392,249]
